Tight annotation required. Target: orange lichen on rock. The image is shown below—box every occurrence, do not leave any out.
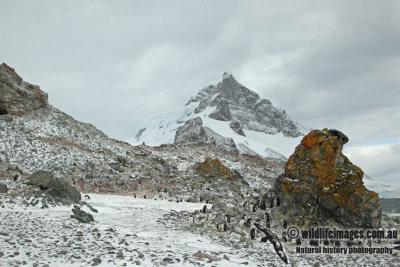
[276,128,381,227]
[301,129,319,147]
[197,157,233,180]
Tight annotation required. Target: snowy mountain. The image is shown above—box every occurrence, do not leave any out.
[363,175,400,198]
[129,72,308,159]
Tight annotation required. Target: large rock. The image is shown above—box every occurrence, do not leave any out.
[174,117,239,154]
[274,128,381,228]
[28,171,81,204]
[0,63,48,116]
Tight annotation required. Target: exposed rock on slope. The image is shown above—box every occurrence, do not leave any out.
[274,128,381,228]
[0,63,48,115]
[187,72,305,137]
[174,117,239,154]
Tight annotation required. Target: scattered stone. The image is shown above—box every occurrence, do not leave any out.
[91,256,102,266]
[163,257,174,263]
[192,250,220,262]
[71,206,94,223]
[0,182,7,193]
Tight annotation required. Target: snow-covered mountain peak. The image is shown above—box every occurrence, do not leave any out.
[129,73,307,159]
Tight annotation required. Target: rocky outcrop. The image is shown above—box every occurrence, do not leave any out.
[229,120,245,136]
[208,99,231,121]
[174,117,239,154]
[0,63,48,116]
[28,170,81,204]
[274,128,381,228]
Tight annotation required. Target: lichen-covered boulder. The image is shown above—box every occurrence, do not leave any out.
[195,157,234,180]
[274,128,381,228]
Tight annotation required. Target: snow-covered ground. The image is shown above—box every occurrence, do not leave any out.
[0,194,264,266]
[1,193,399,267]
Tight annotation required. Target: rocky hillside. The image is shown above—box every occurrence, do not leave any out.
[129,72,308,159]
[0,63,284,198]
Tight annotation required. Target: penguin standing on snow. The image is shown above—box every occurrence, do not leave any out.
[224,222,229,232]
[250,228,256,240]
[244,218,252,227]
[225,214,231,223]
[202,205,207,213]
[265,212,270,223]
[207,212,213,221]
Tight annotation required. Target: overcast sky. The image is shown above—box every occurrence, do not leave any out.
[1,0,399,184]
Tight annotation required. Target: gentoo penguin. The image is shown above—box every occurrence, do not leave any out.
[217,224,222,232]
[189,215,194,225]
[202,205,207,213]
[239,219,245,228]
[133,193,136,198]
[250,228,256,240]
[244,218,252,227]
[225,214,231,223]
[265,212,270,223]
[254,223,288,264]
[224,222,229,232]
[207,212,213,221]
[249,203,254,212]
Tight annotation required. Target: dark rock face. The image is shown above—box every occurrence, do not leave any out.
[28,171,81,204]
[174,117,239,154]
[0,182,7,193]
[274,128,381,228]
[0,63,48,116]
[209,99,231,121]
[229,120,245,136]
[187,72,305,137]
[175,117,208,144]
